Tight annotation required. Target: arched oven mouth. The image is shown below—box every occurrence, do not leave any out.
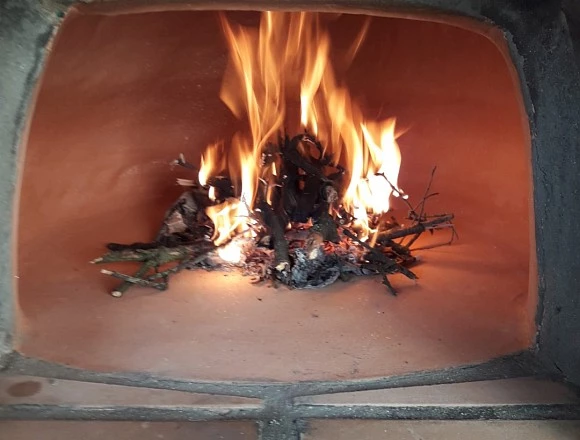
[1,0,580,437]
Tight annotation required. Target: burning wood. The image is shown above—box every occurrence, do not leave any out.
[91,12,456,297]
[92,135,455,297]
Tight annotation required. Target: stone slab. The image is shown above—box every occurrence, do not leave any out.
[0,421,257,440]
[296,378,580,406]
[302,420,580,440]
[0,375,260,407]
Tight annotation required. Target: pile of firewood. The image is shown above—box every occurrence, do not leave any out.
[92,133,455,297]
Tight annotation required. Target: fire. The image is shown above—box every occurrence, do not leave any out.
[198,141,225,187]
[205,198,243,247]
[199,12,405,255]
[217,240,243,263]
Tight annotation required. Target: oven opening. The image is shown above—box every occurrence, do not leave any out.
[16,9,534,381]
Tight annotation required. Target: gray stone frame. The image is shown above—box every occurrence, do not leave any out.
[1,0,579,386]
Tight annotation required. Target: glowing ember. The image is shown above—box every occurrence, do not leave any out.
[201,11,404,246]
[217,240,243,264]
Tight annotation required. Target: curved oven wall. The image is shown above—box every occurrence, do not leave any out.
[15,8,533,381]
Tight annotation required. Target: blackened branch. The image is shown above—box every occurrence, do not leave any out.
[257,200,290,274]
[379,214,455,241]
[341,227,417,296]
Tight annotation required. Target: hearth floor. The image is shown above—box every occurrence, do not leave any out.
[16,214,532,381]
[16,238,531,381]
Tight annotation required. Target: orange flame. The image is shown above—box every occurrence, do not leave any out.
[198,141,225,187]
[200,12,404,253]
[205,198,243,247]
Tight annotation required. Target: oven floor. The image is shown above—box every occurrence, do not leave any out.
[303,421,580,440]
[16,216,532,380]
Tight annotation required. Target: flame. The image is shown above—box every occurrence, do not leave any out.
[208,186,216,202]
[344,16,371,64]
[198,141,225,187]
[217,240,243,263]
[199,12,404,246]
[299,18,329,136]
[344,119,402,239]
[206,198,242,247]
[219,12,287,153]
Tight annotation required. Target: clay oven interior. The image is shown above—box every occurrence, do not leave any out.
[15,8,535,382]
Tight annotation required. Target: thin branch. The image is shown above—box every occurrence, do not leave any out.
[379,214,454,241]
[101,269,167,292]
[410,224,458,251]
[414,166,437,220]
[341,226,417,296]
[146,251,213,281]
[172,153,197,171]
[375,172,415,214]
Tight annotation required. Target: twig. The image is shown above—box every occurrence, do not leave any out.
[381,274,397,296]
[375,172,413,211]
[410,224,458,251]
[91,245,199,265]
[341,226,417,295]
[110,263,153,297]
[146,251,213,280]
[172,153,196,171]
[414,166,438,220]
[93,243,213,297]
[101,269,167,292]
[257,200,290,273]
[379,214,454,241]
[402,232,421,249]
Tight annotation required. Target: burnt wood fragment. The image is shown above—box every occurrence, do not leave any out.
[341,227,417,295]
[257,200,290,276]
[206,176,235,200]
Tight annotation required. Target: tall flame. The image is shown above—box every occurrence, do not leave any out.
[199,12,404,251]
[198,141,225,187]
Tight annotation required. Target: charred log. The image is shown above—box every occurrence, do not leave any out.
[282,134,330,182]
[206,176,235,200]
[256,200,290,276]
[293,174,323,222]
